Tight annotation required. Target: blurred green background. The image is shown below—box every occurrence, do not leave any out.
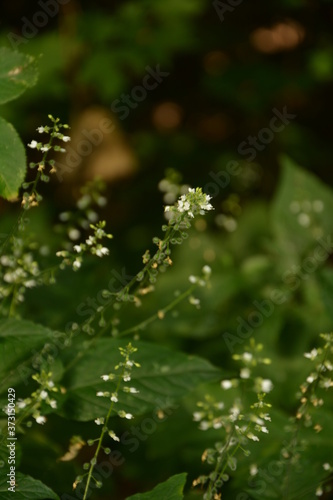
[1,0,333,499]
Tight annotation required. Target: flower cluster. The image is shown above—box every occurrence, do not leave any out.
[15,370,59,426]
[165,187,214,221]
[74,343,140,498]
[0,237,42,313]
[23,115,70,209]
[56,221,112,271]
[193,339,272,499]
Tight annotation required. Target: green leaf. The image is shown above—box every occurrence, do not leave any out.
[0,117,26,200]
[0,472,59,499]
[0,318,56,393]
[271,156,333,268]
[0,47,38,105]
[60,339,221,421]
[126,473,187,500]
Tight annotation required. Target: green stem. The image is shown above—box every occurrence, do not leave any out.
[118,284,196,337]
[82,355,127,500]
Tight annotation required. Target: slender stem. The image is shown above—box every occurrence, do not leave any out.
[82,355,127,500]
[118,284,196,337]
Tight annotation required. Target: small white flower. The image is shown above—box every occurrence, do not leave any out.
[323,463,331,471]
[125,413,133,419]
[189,275,197,284]
[240,368,251,379]
[73,260,81,270]
[316,486,323,496]
[110,393,118,402]
[261,379,273,393]
[221,380,232,390]
[199,420,210,430]
[109,430,120,441]
[40,390,48,399]
[304,348,318,360]
[243,352,253,362]
[62,136,71,142]
[17,400,27,409]
[128,387,139,393]
[247,432,259,442]
[250,464,258,476]
[96,392,104,397]
[95,247,109,257]
[95,417,104,425]
[36,415,47,425]
[37,126,45,133]
[306,375,316,383]
[261,426,269,433]
[40,145,51,153]
[202,265,211,275]
[49,400,57,409]
[73,245,82,253]
[101,375,109,381]
[28,140,38,148]
[193,412,203,422]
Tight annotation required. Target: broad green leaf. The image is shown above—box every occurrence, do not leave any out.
[0,47,38,105]
[0,472,59,499]
[60,339,221,421]
[0,117,26,200]
[0,318,57,393]
[271,156,333,269]
[126,473,187,500]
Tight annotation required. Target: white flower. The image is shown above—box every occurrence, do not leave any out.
[73,245,82,253]
[307,375,316,384]
[323,463,331,471]
[125,413,133,419]
[96,247,109,257]
[247,432,259,442]
[49,400,57,409]
[261,379,273,393]
[95,417,104,425]
[316,486,323,496]
[129,387,139,393]
[17,400,27,409]
[73,260,81,270]
[36,415,46,425]
[28,140,38,148]
[101,375,109,381]
[304,348,318,360]
[199,420,210,430]
[37,126,45,133]
[109,430,120,441]
[221,380,232,389]
[110,393,118,402]
[86,236,94,246]
[40,145,51,153]
[189,275,197,284]
[243,352,253,362]
[193,412,203,422]
[261,426,269,433]
[62,136,71,142]
[96,392,104,397]
[240,368,251,379]
[202,265,211,275]
[40,390,48,399]
[250,464,258,476]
